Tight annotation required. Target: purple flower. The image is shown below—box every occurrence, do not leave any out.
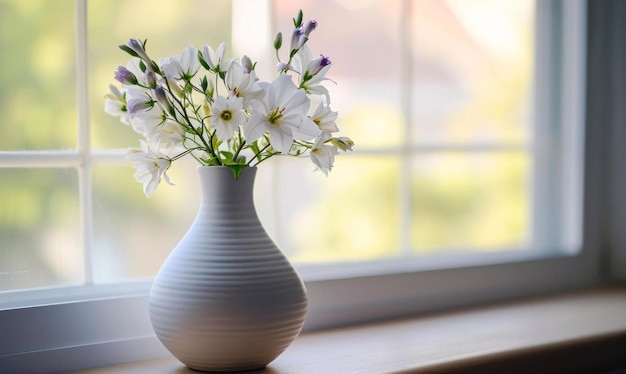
[114,66,138,85]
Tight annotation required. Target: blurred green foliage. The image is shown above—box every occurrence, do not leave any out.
[1,0,535,291]
[0,0,77,150]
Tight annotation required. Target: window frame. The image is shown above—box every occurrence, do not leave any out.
[2,0,618,372]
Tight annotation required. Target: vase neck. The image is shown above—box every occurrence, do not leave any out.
[197,166,257,207]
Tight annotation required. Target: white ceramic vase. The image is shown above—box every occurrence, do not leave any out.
[148,166,308,372]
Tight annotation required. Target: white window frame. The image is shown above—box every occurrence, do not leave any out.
[1,0,617,372]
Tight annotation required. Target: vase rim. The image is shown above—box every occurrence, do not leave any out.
[196,165,257,169]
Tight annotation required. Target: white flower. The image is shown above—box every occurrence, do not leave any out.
[129,105,165,136]
[125,86,153,115]
[159,46,201,80]
[104,84,130,124]
[153,120,185,156]
[108,9,352,190]
[310,103,338,132]
[210,95,246,141]
[295,45,334,100]
[310,132,338,176]
[244,75,317,153]
[202,42,230,72]
[127,140,174,198]
[225,60,265,108]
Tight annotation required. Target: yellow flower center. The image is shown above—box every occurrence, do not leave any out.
[220,110,233,121]
[268,107,284,126]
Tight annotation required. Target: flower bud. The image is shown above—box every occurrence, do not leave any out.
[290,28,304,52]
[114,66,138,85]
[241,55,255,73]
[127,39,151,63]
[166,79,184,98]
[154,86,174,114]
[273,32,283,50]
[204,78,215,97]
[330,137,354,152]
[125,38,160,74]
[145,70,157,89]
[304,20,317,38]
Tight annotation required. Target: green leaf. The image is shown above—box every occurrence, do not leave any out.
[293,9,303,28]
[221,151,234,164]
[119,44,139,58]
[198,50,211,70]
[226,164,247,180]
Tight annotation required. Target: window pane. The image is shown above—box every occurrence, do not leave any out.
[411,0,533,145]
[89,0,232,149]
[0,168,81,291]
[92,160,199,282]
[273,0,405,149]
[256,156,402,263]
[410,152,530,252]
[0,0,77,150]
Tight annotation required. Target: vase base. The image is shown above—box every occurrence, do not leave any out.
[186,364,266,373]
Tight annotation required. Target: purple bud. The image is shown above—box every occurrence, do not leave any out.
[290,28,305,51]
[304,20,317,38]
[145,70,157,88]
[128,39,149,60]
[154,86,173,114]
[127,39,158,72]
[114,66,138,85]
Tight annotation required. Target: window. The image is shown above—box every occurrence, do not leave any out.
[0,0,607,372]
[1,0,580,289]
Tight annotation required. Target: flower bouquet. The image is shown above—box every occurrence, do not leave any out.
[105,9,353,197]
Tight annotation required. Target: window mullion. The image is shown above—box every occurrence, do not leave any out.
[399,0,413,256]
[76,0,94,285]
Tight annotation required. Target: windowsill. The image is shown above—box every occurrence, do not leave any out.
[72,284,626,373]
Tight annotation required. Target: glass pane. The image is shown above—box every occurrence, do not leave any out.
[256,155,402,263]
[92,159,199,282]
[0,0,77,150]
[410,152,530,252]
[0,168,81,291]
[411,0,534,145]
[273,0,405,149]
[90,0,233,149]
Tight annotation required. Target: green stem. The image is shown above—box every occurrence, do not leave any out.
[232,129,246,161]
[162,82,218,164]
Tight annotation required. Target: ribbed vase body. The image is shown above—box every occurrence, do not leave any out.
[148,166,308,372]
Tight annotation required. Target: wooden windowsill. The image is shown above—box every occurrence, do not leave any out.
[74,285,626,373]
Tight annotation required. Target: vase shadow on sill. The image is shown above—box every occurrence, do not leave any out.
[169,364,281,374]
